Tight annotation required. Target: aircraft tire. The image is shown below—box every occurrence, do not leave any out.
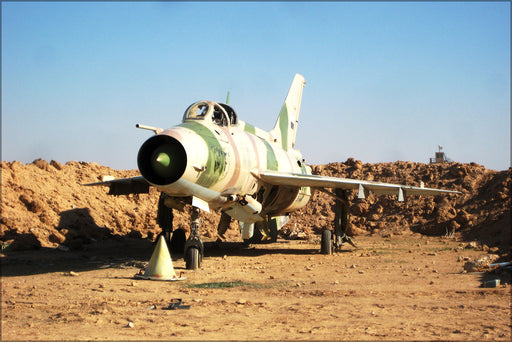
[321,229,332,255]
[185,247,201,270]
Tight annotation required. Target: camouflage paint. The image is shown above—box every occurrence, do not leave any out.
[278,104,289,151]
[260,138,278,171]
[179,122,226,188]
[243,123,256,135]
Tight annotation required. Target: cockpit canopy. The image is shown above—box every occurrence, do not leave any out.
[183,101,238,127]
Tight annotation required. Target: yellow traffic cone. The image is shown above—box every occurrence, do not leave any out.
[134,235,185,281]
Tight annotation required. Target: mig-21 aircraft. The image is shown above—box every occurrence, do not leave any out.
[86,74,460,269]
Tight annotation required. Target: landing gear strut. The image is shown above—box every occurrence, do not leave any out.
[333,189,356,250]
[157,193,173,246]
[320,189,356,255]
[157,193,187,254]
[184,207,204,269]
[216,211,232,241]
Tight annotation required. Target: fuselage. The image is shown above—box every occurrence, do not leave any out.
[137,101,312,222]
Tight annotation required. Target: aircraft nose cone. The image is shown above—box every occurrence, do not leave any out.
[152,151,172,178]
[155,152,171,167]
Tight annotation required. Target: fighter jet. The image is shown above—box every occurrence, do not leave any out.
[86,74,460,269]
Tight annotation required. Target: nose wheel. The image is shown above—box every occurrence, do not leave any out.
[185,246,201,269]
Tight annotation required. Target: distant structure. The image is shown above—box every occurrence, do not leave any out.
[430,145,452,164]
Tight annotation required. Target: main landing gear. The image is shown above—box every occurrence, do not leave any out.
[320,189,356,255]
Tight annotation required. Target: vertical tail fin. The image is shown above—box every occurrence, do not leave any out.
[270,74,306,151]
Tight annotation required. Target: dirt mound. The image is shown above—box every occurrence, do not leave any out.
[0,159,231,251]
[291,159,510,249]
[1,158,510,254]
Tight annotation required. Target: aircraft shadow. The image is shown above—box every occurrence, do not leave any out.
[201,241,320,258]
[1,207,156,277]
[1,207,332,277]
[2,234,324,279]
[1,239,324,277]
[0,238,156,277]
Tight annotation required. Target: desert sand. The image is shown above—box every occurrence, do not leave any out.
[1,159,510,340]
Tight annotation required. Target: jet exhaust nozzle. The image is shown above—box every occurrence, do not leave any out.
[137,135,187,185]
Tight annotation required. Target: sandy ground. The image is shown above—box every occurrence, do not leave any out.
[1,234,510,341]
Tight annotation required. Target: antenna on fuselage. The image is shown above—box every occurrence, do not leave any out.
[226,91,230,104]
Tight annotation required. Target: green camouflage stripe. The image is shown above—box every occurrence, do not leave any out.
[179,122,226,188]
[259,138,278,171]
[243,123,256,135]
[278,104,289,151]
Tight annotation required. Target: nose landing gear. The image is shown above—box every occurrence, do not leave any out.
[184,207,204,269]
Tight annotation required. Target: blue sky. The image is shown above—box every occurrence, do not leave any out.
[2,2,510,171]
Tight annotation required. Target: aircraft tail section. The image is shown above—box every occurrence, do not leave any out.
[270,74,306,151]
